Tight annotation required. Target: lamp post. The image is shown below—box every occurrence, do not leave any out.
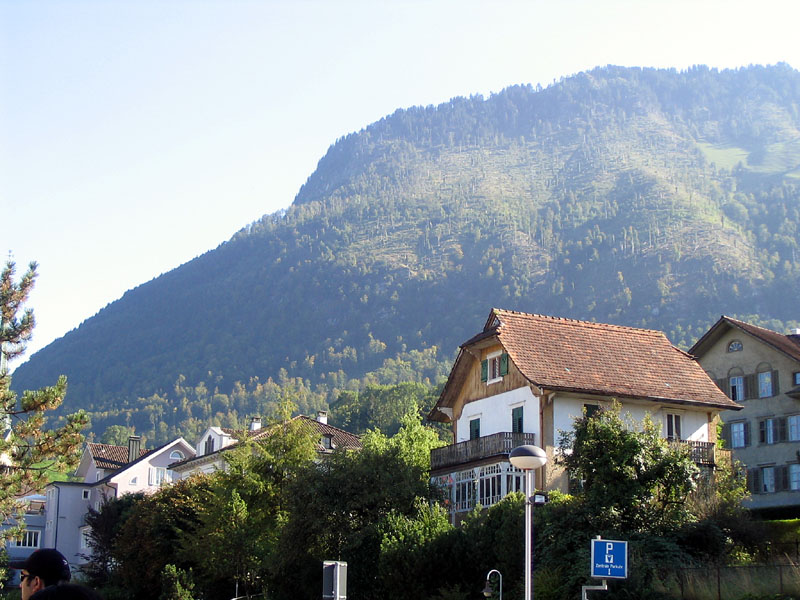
[509,444,547,600]
[482,569,502,600]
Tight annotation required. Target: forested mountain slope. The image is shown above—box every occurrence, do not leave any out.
[13,64,800,440]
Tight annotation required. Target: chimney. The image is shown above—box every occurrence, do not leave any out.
[127,436,142,463]
[317,410,328,425]
[249,416,262,432]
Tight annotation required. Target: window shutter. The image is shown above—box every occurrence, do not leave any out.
[480,359,488,382]
[748,469,761,494]
[470,418,481,440]
[714,378,729,396]
[148,467,154,486]
[773,370,780,395]
[744,374,758,399]
[721,423,731,447]
[500,353,509,376]
[512,406,523,433]
[778,417,788,442]
[779,465,789,492]
[759,420,766,444]
[743,421,750,447]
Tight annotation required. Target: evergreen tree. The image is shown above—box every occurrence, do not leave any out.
[0,261,88,584]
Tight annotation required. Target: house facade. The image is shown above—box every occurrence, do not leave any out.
[690,316,800,515]
[428,309,741,522]
[3,494,46,586]
[171,412,362,479]
[42,436,194,568]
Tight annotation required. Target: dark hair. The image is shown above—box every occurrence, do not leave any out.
[29,583,104,600]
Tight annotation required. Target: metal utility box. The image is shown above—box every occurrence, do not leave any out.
[322,560,347,600]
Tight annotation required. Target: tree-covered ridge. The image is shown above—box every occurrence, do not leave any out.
[11,65,800,436]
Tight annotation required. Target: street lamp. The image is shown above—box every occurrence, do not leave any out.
[509,444,547,600]
[482,569,502,599]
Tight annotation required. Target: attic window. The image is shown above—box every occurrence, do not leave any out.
[491,316,501,328]
[727,340,743,352]
[170,450,185,461]
[204,437,215,455]
[321,434,334,450]
[481,352,509,384]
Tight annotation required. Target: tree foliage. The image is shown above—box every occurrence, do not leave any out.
[0,261,88,586]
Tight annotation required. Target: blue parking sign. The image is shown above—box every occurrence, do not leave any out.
[590,538,628,579]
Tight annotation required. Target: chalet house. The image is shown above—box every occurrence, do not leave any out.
[42,435,195,568]
[171,412,362,479]
[428,309,741,522]
[690,316,800,515]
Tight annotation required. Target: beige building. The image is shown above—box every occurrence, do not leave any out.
[429,308,740,523]
[690,316,800,515]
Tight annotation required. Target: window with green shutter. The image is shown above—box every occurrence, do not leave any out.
[512,406,523,433]
[480,359,488,382]
[469,418,481,440]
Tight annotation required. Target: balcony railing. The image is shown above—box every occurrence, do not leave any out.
[671,440,716,466]
[431,432,536,471]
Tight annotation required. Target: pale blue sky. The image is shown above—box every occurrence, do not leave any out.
[3,0,799,362]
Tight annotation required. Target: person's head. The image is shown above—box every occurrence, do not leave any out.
[9,548,71,600]
[29,583,104,600]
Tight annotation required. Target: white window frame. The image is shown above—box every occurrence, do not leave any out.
[12,530,40,548]
[665,412,682,441]
[169,450,185,461]
[129,476,138,485]
[762,466,776,493]
[789,415,800,442]
[487,351,503,384]
[149,466,167,486]
[758,371,773,398]
[731,422,746,448]
[764,418,778,444]
[790,464,800,491]
[729,376,744,401]
[80,527,91,550]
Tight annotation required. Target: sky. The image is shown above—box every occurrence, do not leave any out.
[2,0,800,364]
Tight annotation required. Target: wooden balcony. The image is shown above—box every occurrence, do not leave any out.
[430,432,536,471]
[672,440,717,466]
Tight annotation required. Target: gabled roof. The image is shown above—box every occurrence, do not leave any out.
[432,308,740,420]
[98,437,193,485]
[86,442,149,470]
[171,415,362,471]
[690,315,800,363]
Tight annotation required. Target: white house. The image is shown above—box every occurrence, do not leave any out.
[42,436,195,568]
[428,308,742,522]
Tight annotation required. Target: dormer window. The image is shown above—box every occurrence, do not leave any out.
[727,340,743,352]
[321,434,334,450]
[481,352,509,384]
[204,437,215,455]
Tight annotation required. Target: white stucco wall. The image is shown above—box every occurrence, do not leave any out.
[552,396,709,444]
[456,386,540,443]
[109,439,194,495]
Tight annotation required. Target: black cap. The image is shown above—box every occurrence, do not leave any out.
[9,548,71,585]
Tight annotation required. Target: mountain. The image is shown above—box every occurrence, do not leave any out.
[12,64,800,439]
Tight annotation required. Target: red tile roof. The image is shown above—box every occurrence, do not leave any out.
[436,309,740,413]
[87,442,149,470]
[253,415,362,452]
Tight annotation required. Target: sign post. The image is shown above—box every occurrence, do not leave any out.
[583,537,627,599]
[590,537,628,579]
[322,561,347,600]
